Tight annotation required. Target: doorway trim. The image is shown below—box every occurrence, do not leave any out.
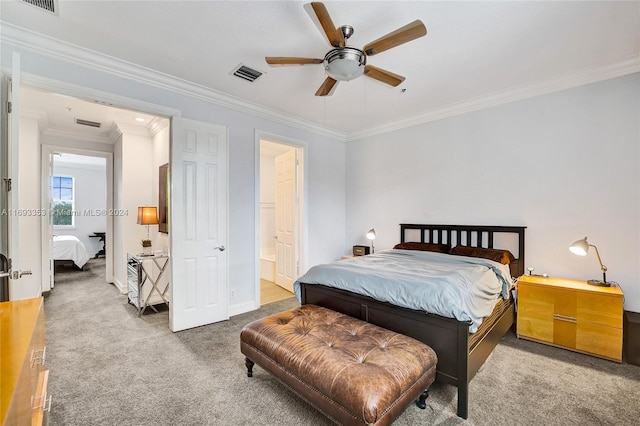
[18,73,180,294]
[19,72,181,120]
[40,145,114,291]
[254,130,308,308]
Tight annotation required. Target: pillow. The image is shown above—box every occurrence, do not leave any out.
[393,242,450,253]
[449,246,516,265]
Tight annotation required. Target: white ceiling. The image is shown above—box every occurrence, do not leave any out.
[2,1,639,139]
[21,86,162,142]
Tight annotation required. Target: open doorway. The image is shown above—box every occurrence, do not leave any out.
[48,152,108,283]
[18,78,231,331]
[20,85,169,301]
[258,138,304,305]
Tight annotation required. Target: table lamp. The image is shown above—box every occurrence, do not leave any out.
[366,228,376,254]
[137,206,159,254]
[569,237,610,287]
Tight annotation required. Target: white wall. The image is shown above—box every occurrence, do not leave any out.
[117,132,155,287]
[113,135,124,289]
[3,44,346,314]
[52,163,106,257]
[346,73,640,312]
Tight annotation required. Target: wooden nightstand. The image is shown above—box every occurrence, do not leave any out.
[516,275,624,362]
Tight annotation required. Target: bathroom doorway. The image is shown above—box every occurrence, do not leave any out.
[258,138,304,305]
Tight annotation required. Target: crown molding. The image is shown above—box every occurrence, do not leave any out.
[2,23,637,144]
[0,23,347,142]
[147,117,170,138]
[108,122,122,144]
[21,107,48,128]
[348,57,640,141]
[43,127,114,145]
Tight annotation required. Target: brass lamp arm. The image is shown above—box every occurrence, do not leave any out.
[589,244,607,273]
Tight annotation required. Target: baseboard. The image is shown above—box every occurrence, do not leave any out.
[112,277,126,294]
[229,300,258,317]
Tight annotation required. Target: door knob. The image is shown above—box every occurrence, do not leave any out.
[214,245,226,252]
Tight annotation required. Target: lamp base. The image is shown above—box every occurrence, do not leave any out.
[587,279,611,287]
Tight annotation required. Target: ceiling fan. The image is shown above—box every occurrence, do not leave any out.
[265,2,427,96]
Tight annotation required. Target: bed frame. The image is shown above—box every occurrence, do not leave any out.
[299,224,526,419]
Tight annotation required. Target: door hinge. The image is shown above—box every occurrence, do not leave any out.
[7,101,12,114]
[3,178,11,192]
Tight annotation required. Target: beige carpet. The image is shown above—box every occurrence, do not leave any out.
[44,258,640,425]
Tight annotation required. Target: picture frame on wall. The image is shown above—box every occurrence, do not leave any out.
[159,163,169,234]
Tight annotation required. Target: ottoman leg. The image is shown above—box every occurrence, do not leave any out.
[416,389,429,409]
[245,358,255,377]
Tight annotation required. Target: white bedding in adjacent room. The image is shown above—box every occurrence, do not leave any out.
[294,249,514,333]
[52,235,90,269]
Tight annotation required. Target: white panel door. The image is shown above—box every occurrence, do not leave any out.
[274,149,297,293]
[3,53,37,300]
[170,117,228,332]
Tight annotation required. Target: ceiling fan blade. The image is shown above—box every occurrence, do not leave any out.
[364,65,405,87]
[310,2,345,48]
[266,57,324,65]
[315,77,338,96]
[363,20,427,56]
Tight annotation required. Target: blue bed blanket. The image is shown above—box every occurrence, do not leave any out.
[294,249,513,333]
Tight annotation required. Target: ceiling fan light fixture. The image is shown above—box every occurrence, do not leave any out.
[323,47,366,81]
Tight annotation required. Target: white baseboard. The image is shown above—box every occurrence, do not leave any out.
[229,300,258,317]
[112,277,126,294]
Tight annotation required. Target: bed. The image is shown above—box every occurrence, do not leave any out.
[295,224,526,419]
[53,235,90,270]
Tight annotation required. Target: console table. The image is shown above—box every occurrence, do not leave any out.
[127,253,170,316]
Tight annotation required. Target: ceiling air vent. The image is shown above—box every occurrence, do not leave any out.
[21,0,58,14]
[232,65,263,82]
[75,118,102,128]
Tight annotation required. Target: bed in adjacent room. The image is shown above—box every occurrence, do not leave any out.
[52,235,90,270]
[295,223,526,419]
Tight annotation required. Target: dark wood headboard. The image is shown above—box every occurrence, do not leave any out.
[400,224,526,277]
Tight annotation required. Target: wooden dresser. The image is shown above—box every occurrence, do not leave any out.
[516,275,623,362]
[0,297,50,425]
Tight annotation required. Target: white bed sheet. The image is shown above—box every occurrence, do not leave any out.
[53,235,90,269]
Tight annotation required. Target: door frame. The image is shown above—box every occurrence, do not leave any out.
[15,73,180,293]
[254,130,307,307]
[40,145,114,290]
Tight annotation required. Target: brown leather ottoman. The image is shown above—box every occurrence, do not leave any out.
[240,304,437,426]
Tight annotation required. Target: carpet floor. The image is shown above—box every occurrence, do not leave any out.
[44,258,640,425]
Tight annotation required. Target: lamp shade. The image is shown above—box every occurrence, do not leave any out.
[366,228,376,240]
[137,207,159,225]
[569,237,589,256]
[569,236,610,286]
[324,47,366,81]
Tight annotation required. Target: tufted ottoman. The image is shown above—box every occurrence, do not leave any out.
[240,304,437,426]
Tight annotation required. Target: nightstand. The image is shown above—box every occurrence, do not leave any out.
[516,275,623,362]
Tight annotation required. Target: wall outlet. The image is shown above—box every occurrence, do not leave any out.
[231,289,235,298]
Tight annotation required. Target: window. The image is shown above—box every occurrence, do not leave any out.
[51,175,74,226]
